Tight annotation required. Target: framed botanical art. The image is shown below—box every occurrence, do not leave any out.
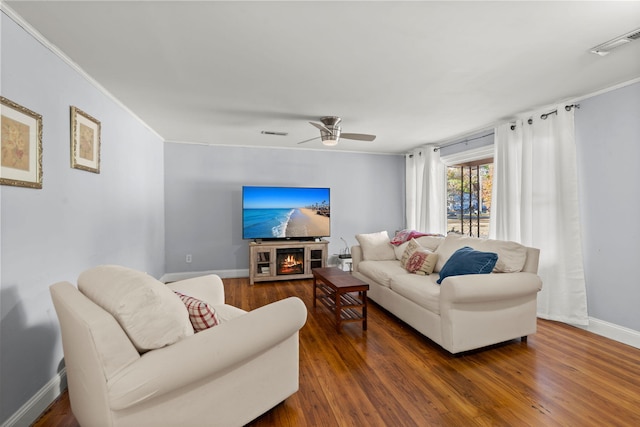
[70,106,101,173]
[0,96,43,189]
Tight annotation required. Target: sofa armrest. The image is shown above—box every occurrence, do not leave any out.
[107,296,307,410]
[440,272,542,306]
[165,274,225,305]
[351,245,363,272]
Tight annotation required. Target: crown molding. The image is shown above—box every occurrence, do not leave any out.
[0,3,164,140]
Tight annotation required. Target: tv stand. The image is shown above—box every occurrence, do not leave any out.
[249,239,328,284]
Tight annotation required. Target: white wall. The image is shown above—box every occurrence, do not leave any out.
[576,81,640,333]
[164,143,405,277]
[0,12,165,424]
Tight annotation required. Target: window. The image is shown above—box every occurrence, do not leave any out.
[446,159,493,238]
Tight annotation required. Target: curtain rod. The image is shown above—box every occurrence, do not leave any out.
[410,103,581,156]
[510,104,580,130]
[433,131,495,152]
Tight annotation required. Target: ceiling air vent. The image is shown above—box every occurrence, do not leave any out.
[590,28,640,56]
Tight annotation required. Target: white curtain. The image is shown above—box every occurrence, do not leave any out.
[405,147,446,234]
[491,105,588,325]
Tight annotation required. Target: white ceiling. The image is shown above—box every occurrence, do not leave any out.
[5,1,640,154]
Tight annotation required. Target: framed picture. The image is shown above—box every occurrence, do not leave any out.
[70,106,101,173]
[0,96,43,189]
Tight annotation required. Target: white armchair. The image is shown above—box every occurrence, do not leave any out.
[50,266,307,427]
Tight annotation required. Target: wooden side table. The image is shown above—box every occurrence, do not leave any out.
[312,267,369,333]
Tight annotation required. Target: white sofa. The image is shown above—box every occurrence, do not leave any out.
[50,265,307,427]
[351,232,542,354]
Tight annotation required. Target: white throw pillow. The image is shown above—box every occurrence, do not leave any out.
[78,265,194,352]
[434,233,528,273]
[355,231,396,261]
[481,239,528,273]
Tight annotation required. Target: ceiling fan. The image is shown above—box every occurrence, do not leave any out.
[298,116,376,146]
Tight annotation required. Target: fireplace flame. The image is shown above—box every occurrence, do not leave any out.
[283,254,299,267]
[277,252,304,275]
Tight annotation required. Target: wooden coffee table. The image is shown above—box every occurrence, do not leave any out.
[312,267,369,333]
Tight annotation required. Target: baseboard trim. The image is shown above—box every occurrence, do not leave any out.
[161,268,248,283]
[578,317,640,350]
[1,369,67,427]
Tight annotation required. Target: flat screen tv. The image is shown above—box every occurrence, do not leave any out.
[242,186,330,240]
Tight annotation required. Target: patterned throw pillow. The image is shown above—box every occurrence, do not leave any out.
[405,249,438,275]
[174,291,220,332]
[399,239,422,268]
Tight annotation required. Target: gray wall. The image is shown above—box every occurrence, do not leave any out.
[0,13,165,423]
[164,143,405,275]
[2,3,639,424]
[576,81,640,332]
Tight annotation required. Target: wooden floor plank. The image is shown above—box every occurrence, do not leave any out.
[33,277,640,426]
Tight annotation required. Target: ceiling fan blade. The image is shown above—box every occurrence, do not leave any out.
[309,121,332,134]
[340,133,376,142]
[297,136,321,145]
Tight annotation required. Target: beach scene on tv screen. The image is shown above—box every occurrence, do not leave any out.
[243,187,330,239]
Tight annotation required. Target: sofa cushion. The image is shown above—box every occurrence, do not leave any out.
[434,233,527,273]
[356,231,396,261]
[394,240,410,260]
[437,246,498,284]
[175,291,220,332]
[435,234,477,272]
[358,260,408,288]
[405,249,439,275]
[483,239,528,273]
[389,274,441,314]
[414,235,444,251]
[78,265,194,352]
[211,304,247,323]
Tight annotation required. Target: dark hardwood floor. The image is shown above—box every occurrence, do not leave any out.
[34,277,640,426]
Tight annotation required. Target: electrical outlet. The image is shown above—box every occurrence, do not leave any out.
[186,254,192,263]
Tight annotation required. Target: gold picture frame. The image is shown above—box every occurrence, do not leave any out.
[70,106,101,173]
[0,96,43,189]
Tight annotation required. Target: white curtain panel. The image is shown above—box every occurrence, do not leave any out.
[490,124,523,240]
[405,148,425,231]
[405,147,446,234]
[491,105,588,325]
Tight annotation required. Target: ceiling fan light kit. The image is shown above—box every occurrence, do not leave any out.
[300,116,376,147]
[322,137,339,146]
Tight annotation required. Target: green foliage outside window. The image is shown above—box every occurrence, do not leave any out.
[447,162,493,238]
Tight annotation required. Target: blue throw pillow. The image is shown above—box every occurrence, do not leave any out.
[437,246,498,284]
